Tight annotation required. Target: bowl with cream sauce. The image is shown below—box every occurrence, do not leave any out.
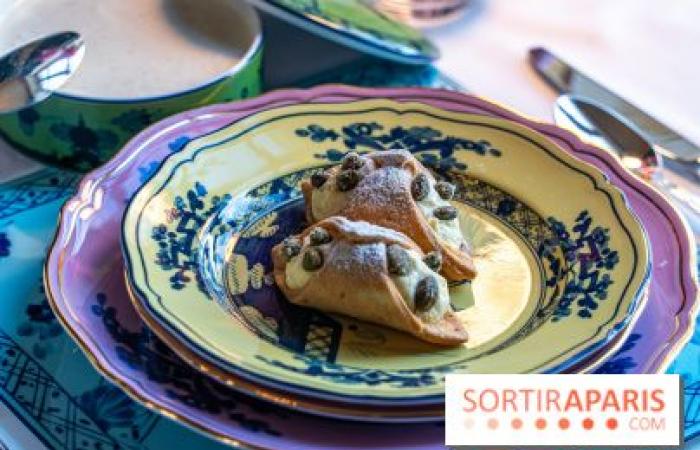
[0,0,262,170]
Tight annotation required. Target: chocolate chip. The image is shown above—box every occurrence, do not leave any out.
[302,248,324,271]
[310,172,329,188]
[341,152,364,170]
[415,276,439,312]
[386,244,410,276]
[435,181,455,200]
[336,170,361,191]
[434,205,458,220]
[282,237,302,260]
[411,173,430,201]
[309,227,332,245]
[423,251,443,272]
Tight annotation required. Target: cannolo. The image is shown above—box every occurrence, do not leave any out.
[272,216,468,346]
[301,150,476,282]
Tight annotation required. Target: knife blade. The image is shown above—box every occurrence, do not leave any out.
[529,46,700,161]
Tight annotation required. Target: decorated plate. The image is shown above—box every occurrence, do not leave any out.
[121,99,650,405]
[247,0,438,64]
[45,86,697,448]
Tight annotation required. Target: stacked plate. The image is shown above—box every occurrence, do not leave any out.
[45,86,698,448]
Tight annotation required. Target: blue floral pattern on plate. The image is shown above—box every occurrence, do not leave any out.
[151,154,620,391]
[151,182,230,293]
[120,97,650,406]
[540,211,619,320]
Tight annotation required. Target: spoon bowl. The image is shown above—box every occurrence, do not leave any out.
[554,94,659,179]
[0,31,84,113]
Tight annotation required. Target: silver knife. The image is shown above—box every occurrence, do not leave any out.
[529,46,700,161]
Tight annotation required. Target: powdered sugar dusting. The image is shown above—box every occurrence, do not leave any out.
[347,167,414,220]
[328,241,386,277]
[331,216,412,246]
[284,218,412,290]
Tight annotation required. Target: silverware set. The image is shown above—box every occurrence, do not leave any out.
[530,47,700,240]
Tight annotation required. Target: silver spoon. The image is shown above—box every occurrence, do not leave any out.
[555,94,700,239]
[0,31,84,113]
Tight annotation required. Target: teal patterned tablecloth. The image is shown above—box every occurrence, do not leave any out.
[0,59,697,449]
[668,248,700,441]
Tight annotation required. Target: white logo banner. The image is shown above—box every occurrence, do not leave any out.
[445,374,681,447]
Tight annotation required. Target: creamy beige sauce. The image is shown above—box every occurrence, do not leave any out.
[0,0,257,97]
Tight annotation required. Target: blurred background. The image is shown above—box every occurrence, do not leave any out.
[3,0,699,178]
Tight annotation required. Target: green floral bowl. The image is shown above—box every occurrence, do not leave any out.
[0,1,262,171]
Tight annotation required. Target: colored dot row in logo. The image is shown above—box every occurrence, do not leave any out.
[464,417,619,430]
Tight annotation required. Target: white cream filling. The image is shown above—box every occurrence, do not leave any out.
[390,249,451,323]
[416,183,465,250]
[311,183,348,220]
[285,236,334,290]
[285,251,312,290]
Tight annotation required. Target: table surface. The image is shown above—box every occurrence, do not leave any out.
[3,0,700,180]
[1,1,699,448]
[426,0,700,147]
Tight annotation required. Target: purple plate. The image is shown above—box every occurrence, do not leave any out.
[45,86,698,448]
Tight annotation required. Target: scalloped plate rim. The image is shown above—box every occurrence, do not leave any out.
[121,99,651,405]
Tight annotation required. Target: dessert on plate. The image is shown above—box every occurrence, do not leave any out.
[301,149,476,282]
[272,216,468,345]
[272,150,476,345]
